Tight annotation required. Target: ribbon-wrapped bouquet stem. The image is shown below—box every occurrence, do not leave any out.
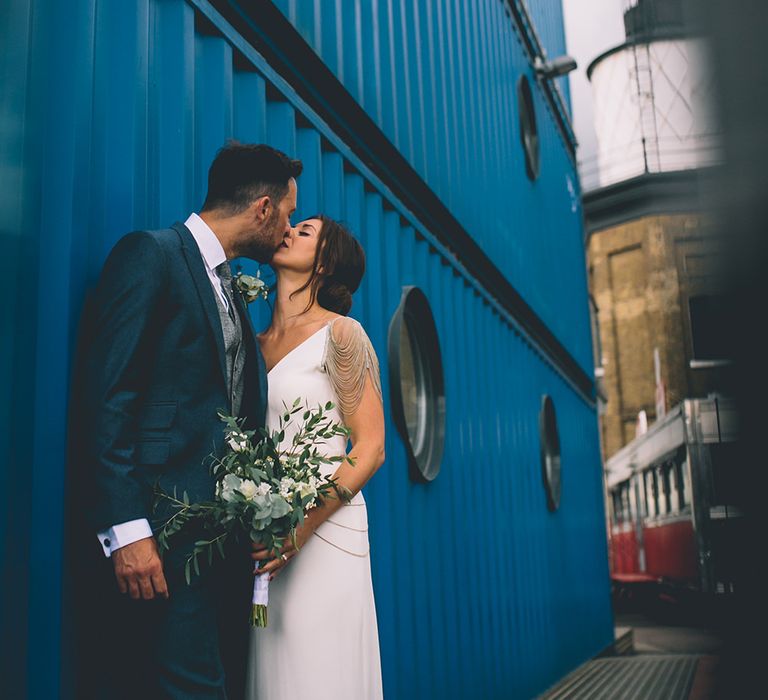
[154,399,352,627]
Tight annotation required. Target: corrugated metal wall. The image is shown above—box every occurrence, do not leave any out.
[272,0,587,370]
[0,1,612,698]
[522,0,574,110]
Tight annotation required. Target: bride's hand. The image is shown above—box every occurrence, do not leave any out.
[251,522,314,579]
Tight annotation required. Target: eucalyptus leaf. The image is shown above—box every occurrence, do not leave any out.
[270,495,291,518]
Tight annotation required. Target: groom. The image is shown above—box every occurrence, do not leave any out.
[76,142,301,698]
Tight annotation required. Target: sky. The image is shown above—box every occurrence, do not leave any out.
[562,0,627,170]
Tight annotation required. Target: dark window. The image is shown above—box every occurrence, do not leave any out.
[659,465,671,514]
[612,490,623,525]
[621,482,631,523]
[612,483,631,525]
[642,471,651,517]
[674,459,688,509]
[663,462,678,514]
[648,469,659,517]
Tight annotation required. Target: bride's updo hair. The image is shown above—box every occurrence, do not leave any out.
[293,215,365,316]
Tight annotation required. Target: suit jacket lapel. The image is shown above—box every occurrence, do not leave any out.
[173,223,228,387]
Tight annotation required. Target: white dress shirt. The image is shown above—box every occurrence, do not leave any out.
[97,214,230,557]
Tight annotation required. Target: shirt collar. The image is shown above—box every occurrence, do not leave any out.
[184,213,227,272]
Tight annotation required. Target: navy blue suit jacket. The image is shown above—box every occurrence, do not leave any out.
[81,222,267,535]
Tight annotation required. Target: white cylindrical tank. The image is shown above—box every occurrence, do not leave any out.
[587,5,718,188]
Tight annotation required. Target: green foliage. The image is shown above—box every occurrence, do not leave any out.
[154,400,352,581]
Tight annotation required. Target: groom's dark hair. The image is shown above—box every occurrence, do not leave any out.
[202,141,303,215]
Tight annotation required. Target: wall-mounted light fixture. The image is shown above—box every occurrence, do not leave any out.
[534,55,578,80]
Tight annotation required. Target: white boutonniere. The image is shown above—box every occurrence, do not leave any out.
[235,269,269,303]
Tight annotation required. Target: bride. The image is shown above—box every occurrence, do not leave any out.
[246,215,385,699]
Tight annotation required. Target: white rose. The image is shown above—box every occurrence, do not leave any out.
[296,482,317,503]
[238,479,258,500]
[279,477,296,500]
[255,482,272,497]
[237,272,269,302]
[227,432,249,452]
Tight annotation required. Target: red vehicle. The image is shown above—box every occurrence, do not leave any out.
[605,396,741,600]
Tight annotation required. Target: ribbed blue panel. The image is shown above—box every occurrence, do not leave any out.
[150,0,196,229]
[295,127,322,214]
[233,70,267,143]
[194,32,234,205]
[0,1,611,698]
[523,0,573,114]
[272,0,588,371]
[266,99,297,161]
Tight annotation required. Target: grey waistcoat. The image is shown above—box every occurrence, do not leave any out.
[213,287,246,416]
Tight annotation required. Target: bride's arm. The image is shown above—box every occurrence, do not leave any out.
[253,318,385,577]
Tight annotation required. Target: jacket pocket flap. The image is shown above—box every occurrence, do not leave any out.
[139,401,177,430]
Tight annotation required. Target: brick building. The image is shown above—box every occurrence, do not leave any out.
[583,0,728,461]
[585,172,730,459]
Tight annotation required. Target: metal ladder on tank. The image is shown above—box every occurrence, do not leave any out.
[630,42,662,175]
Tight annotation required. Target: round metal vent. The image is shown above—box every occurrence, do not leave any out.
[518,75,540,180]
[388,287,445,482]
[539,395,562,511]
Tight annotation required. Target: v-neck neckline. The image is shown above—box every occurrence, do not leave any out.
[263,323,330,376]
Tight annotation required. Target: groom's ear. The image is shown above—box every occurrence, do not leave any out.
[250,195,272,223]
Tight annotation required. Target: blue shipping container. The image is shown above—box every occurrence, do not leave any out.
[0,1,612,698]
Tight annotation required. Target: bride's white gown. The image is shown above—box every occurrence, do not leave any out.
[246,317,384,699]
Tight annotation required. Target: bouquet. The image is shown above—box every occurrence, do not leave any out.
[154,398,352,627]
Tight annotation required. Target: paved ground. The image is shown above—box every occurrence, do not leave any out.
[615,612,724,655]
[541,597,756,699]
[614,603,755,699]
[616,612,723,700]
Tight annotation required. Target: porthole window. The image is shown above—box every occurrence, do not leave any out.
[518,75,540,180]
[539,395,561,511]
[388,287,445,482]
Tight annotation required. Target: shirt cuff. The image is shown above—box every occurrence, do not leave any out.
[97,519,153,558]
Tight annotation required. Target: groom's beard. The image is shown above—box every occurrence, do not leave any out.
[240,209,282,263]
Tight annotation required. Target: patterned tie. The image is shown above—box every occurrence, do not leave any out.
[215,261,237,320]
[214,260,245,415]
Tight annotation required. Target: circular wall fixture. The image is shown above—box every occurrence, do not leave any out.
[539,395,562,511]
[517,75,540,180]
[388,287,445,482]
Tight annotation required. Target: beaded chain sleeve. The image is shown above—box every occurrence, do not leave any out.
[322,317,383,417]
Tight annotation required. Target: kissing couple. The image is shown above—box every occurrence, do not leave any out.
[76,142,385,698]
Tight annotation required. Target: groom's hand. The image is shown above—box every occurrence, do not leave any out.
[112,537,169,600]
